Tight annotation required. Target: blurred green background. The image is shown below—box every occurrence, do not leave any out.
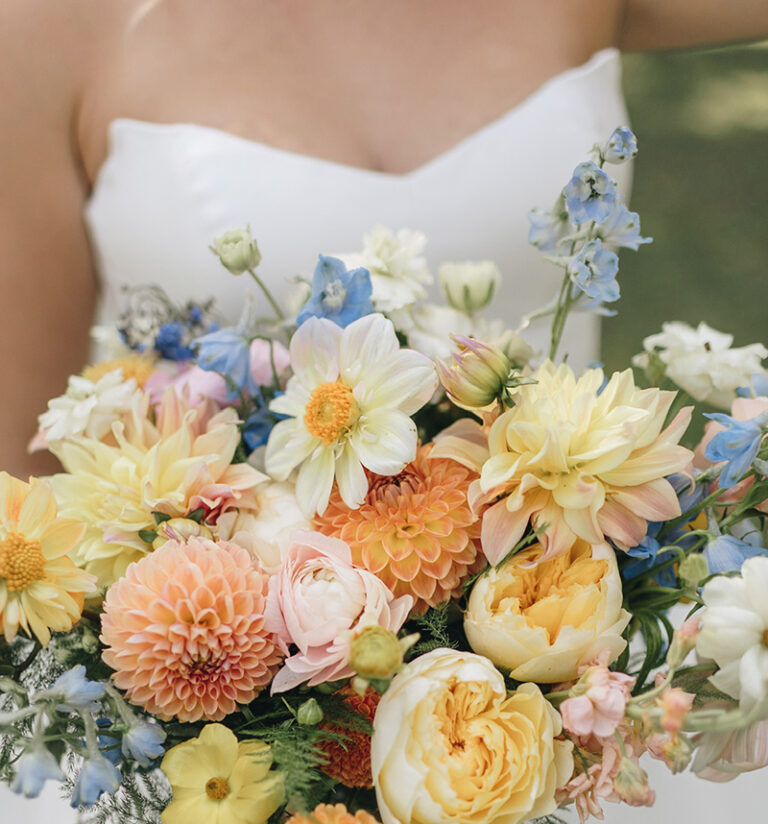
[600,42,768,372]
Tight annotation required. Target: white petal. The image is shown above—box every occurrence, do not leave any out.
[744,557,768,624]
[338,314,399,385]
[290,317,341,390]
[349,408,417,476]
[740,645,768,709]
[295,446,336,516]
[360,350,437,416]
[265,420,316,480]
[335,444,369,509]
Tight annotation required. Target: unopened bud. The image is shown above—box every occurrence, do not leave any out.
[667,616,701,668]
[436,335,512,409]
[661,733,693,773]
[613,757,655,807]
[679,554,709,589]
[152,518,213,549]
[348,626,404,681]
[439,261,501,314]
[296,698,323,726]
[211,227,262,275]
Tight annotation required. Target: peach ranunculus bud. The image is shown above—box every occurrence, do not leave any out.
[560,664,635,738]
[464,540,630,683]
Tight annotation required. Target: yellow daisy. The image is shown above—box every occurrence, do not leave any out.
[0,472,94,645]
[161,724,284,824]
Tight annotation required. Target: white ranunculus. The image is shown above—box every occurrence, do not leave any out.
[336,225,433,313]
[439,260,501,313]
[371,648,573,824]
[633,321,768,409]
[697,556,768,713]
[37,369,139,445]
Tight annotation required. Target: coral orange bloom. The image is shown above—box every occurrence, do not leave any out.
[0,472,94,645]
[101,538,281,722]
[286,804,381,824]
[314,444,483,612]
[479,362,693,563]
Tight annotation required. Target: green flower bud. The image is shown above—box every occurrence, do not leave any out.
[348,626,404,681]
[679,553,709,589]
[211,227,262,275]
[296,697,324,726]
[439,261,501,314]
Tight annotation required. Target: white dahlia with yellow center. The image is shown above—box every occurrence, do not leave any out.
[265,314,437,516]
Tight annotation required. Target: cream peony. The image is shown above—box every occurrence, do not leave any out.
[265,314,437,516]
[478,361,692,563]
[633,321,768,410]
[370,648,573,824]
[464,541,629,682]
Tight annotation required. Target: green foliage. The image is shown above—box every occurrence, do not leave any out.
[76,768,170,824]
[407,601,463,656]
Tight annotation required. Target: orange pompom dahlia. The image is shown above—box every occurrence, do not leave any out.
[318,687,380,788]
[100,537,281,722]
[314,444,483,612]
[286,804,381,824]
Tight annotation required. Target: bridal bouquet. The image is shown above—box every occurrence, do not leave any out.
[3,128,768,824]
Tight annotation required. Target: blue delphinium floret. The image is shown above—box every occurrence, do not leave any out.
[563,161,617,225]
[297,255,373,328]
[11,745,64,798]
[567,240,620,303]
[622,524,676,587]
[155,322,195,361]
[194,327,255,400]
[703,533,768,575]
[70,753,121,808]
[50,666,105,712]
[736,373,768,399]
[527,202,572,254]
[704,410,768,489]
[121,721,166,768]
[600,127,638,164]
[596,200,652,251]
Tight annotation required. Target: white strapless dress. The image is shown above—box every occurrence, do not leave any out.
[4,47,763,823]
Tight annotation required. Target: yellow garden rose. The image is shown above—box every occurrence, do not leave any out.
[370,649,573,824]
[464,540,630,683]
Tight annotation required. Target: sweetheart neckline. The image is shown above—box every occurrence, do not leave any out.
[93,47,620,189]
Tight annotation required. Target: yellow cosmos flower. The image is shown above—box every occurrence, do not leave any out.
[0,472,94,645]
[161,724,284,824]
[50,389,268,588]
[464,540,630,683]
[371,649,573,824]
[479,361,692,563]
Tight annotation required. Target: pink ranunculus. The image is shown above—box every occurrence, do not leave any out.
[695,396,768,512]
[265,531,413,693]
[145,363,229,406]
[560,665,636,739]
[249,338,291,387]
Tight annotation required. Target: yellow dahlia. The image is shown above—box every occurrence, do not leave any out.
[50,388,268,588]
[161,724,284,824]
[0,472,94,645]
[479,361,692,563]
[101,538,281,722]
[314,443,483,612]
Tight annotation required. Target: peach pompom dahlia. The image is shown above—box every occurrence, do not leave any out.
[286,804,381,824]
[314,443,483,612]
[101,537,281,722]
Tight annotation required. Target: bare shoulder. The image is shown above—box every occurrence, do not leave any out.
[620,0,768,50]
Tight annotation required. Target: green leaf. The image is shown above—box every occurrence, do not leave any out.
[186,507,206,524]
[151,511,172,524]
[138,529,157,544]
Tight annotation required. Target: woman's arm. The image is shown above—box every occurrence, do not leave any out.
[619,0,768,51]
[0,1,100,477]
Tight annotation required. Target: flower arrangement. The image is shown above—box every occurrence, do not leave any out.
[3,127,768,824]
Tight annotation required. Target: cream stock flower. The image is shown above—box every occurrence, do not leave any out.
[464,540,630,682]
[371,649,572,824]
[265,314,437,517]
[50,389,267,588]
[479,361,692,563]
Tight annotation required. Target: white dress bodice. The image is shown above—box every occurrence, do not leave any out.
[84,48,630,366]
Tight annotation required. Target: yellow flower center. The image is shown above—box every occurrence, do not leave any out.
[304,381,359,444]
[0,532,47,592]
[205,776,230,801]
[81,354,156,388]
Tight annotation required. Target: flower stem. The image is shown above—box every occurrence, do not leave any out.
[247,268,285,321]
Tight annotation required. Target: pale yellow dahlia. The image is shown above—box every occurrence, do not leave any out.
[479,361,692,563]
[0,472,94,645]
[314,444,483,612]
[50,388,267,588]
[161,724,284,824]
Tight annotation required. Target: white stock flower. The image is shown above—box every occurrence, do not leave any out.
[633,321,768,409]
[37,370,139,444]
[697,556,768,713]
[264,314,437,516]
[338,225,433,312]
